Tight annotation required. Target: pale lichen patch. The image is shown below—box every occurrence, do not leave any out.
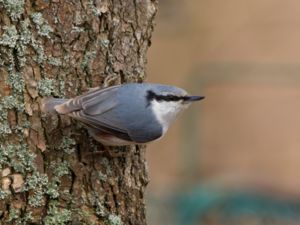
[0,1,75,224]
[58,136,76,154]
[0,0,25,21]
[47,57,62,67]
[31,12,53,38]
[2,95,25,111]
[38,78,55,96]
[81,50,97,72]
[0,143,36,173]
[88,0,101,16]
[0,25,19,48]
[107,214,123,225]
[7,206,20,222]
[24,172,48,207]
[0,122,12,135]
[6,72,25,94]
[43,201,72,225]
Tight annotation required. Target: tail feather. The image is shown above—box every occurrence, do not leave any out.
[41,98,68,114]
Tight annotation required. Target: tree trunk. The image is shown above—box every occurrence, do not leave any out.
[0,0,157,224]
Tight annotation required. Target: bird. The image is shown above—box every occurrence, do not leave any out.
[42,83,204,146]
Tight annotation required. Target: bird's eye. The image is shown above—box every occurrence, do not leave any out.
[163,95,179,101]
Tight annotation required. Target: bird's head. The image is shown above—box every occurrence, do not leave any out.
[145,85,204,133]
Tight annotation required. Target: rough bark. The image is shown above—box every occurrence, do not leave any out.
[0,0,157,224]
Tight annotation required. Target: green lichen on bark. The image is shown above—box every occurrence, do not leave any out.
[90,193,107,217]
[25,172,49,207]
[0,25,19,48]
[107,214,123,225]
[47,57,62,67]
[81,50,97,72]
[6,206,33,224]
[58,136,76,154]
[43,201,72,225]
[37,78,55,96]
[31,12,53,38]
[0,4,31,208]
[7,206,19,221]
[88,0,101,16]
[0,0,157,224]
[0,0,24,21]
[0,143,35,172]
[0,1,69,223]
[0,122,12,135]
[0,188,10,200]
[7,72,25,93]
[1,95,25,111]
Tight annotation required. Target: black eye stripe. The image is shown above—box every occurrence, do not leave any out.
[146,90,188,102]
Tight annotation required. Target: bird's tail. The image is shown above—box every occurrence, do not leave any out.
[41,98,68,114]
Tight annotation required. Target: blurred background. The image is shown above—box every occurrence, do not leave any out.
[146,1,300,225]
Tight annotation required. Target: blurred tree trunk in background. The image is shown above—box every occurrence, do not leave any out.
[0,0,157,224]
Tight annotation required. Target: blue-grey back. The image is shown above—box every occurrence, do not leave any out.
[114,83,165,143]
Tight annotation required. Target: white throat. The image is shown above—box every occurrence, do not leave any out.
[151,100,188,133]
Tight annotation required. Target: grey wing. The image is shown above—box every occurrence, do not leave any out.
[56,85,133,141]
[55,85,120,114]
[71,111,133,141]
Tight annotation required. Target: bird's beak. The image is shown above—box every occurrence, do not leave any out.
[185,96,205,102]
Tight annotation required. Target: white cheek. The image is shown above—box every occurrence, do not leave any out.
[151,100,185,134]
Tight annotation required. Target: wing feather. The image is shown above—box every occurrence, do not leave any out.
[55,85,120,114]
[69,111,132,141]
[81,85,120,115]
[60,85,133,141]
